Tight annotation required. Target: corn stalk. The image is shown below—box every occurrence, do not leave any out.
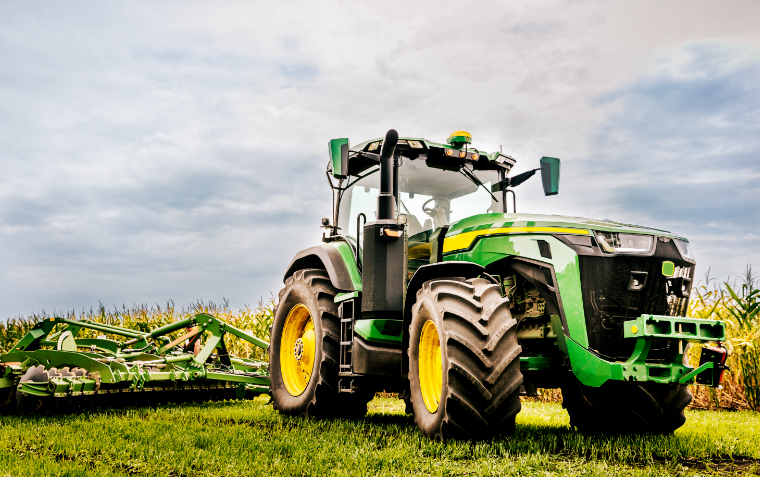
[723,266,760,410]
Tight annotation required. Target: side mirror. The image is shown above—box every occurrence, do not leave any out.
[540,157,560,196]
[329,138,350,179]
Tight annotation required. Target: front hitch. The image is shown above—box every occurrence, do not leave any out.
[622,314,728,386]
[564,314,728,388]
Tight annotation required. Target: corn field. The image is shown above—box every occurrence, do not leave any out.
[689,265,760,411]
[0,298,276,363]
[1,266,758,411]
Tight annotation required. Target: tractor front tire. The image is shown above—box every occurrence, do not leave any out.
[561,375,693,434]
[408,277,523,440]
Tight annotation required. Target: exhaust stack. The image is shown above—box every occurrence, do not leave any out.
[360,129,406,324]
[377,129,399,220]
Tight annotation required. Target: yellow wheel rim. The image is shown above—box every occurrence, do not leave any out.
[280,304,316,396]
[418,320,442,413]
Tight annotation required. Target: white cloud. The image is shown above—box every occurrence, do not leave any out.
[1,0,759,317]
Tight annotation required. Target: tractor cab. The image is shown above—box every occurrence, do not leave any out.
[337,142,504,233]
[331,131,557,277]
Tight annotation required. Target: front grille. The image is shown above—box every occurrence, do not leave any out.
[578,239,694,360]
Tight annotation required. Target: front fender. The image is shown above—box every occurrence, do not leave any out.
[283,241,362,292]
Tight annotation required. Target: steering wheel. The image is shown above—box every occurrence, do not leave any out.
[422,197,451,215]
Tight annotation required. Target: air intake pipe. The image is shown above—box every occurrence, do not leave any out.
[377,129,399,220]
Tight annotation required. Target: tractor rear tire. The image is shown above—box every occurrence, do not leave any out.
[561,375,693,434]
[408,277,523,440]
[270,269,369,419]
[270,269,340,418]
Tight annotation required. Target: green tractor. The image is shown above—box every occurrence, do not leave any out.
[270,129,728,439]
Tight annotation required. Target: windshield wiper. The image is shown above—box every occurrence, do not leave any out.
[459,165,498,203]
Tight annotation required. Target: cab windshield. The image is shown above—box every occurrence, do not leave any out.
[337,157,502,241]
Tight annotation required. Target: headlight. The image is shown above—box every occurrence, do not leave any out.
[595,232,654,254]
[674,239,695,263]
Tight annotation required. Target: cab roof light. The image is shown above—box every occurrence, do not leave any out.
[369,139,423,151]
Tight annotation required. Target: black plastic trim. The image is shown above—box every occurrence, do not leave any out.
[428,225,449,264]
[352,335,402,376]
[577,240,695,360]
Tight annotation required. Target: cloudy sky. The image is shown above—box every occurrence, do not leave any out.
[1,1,758,319]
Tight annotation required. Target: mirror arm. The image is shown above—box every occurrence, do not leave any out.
[325,169,337,191]
[507,168,539,188]
[332,177,344,237]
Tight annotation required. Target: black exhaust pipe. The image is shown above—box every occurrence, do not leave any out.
[377,129,399,220]
[360,128,406,325]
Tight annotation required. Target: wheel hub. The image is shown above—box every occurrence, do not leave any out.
[280,304,316,396]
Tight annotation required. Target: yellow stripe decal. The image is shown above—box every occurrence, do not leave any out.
[442,227,591,253]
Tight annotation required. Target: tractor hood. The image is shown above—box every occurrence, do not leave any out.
[446,213,686,240]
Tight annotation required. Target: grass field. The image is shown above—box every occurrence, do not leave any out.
[0,270,756,475]
[1,396,758,476]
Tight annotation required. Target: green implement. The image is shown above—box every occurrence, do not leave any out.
[0,314,270,413]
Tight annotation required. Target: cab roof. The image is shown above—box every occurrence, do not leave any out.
[345,136,517,177]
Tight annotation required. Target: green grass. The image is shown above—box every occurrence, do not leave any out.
[1,397,758,476]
